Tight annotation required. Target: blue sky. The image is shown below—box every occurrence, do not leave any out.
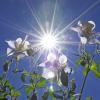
[0,0,100,100]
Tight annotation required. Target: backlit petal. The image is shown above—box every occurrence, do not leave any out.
[88,21,95,30]
[80,37,87,44]
[59,54,67,65]
[7,48,14,56]
[6,40,15,48]
[42,68,55,79]
[47,53,56,63]
[16,38,22,44]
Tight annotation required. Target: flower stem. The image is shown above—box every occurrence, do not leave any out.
[78,69,90,100]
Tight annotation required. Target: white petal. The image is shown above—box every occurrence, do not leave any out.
[78,20,83,27]
[95,39,100,44]
[47,53,56,63]
[6,40,15,48]
[24,41,30,46]
[80,37,87,44]
[7,48,14,56]
[59,54,67,64]
[88,21,95,30]
[23,41,29,50]
[16,38,22,44]
[23,51,28,56]
[38,62,46,67]
[64,67,72,74]
[70,27,81,33]
[42,68,55,79]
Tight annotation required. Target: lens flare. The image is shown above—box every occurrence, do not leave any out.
[40,34,57,50]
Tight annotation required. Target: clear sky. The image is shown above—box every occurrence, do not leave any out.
[0,0,100,100]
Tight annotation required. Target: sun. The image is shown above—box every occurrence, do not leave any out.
[40,34,58,50]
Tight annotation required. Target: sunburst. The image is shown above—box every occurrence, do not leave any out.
[24,0,100,68]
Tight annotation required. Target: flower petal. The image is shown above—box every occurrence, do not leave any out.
[23,51,28,56]
[80,37,87,44]
[47,53,56,63]
[64,66,72,74]
[6,40,15,48]
[7,48,14,56]
[23,41,30,50]
[88,21,95,30]
[24,41,30,46]
[78,20,83,27]
[70,27,81,33]
[16,38,22,44]
[42,68,55,79]
[95,39,100,44]
[38,62,46,67]
[59,54,67,65]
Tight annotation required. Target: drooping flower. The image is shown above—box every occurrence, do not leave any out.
[39,52,71,80]
[71,20,100,44]
[6,36,30,58]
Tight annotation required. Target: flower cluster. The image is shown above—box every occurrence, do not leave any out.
[39,52,71,80]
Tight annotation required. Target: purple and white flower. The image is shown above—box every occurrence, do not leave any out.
[39,52,71,80]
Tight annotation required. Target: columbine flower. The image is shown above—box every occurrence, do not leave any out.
[6,37,30,58]
[70,20,99,44]
[71,20,100,54]
[71,20,95,37]
[39,52,71,80]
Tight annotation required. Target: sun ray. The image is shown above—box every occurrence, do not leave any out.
[30,50,44,72]
[0,17,29,34]
[57,0,100,36]
[25,0,46,35]
[50,0,57,34]
[24,19,42,36]
[58,41,80,45]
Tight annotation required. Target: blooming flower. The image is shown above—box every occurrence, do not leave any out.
[71,20,95,37]
[6,37,30,58]
[70,20,100,44]
[39,52,71,80]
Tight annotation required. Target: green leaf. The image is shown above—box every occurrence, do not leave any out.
[31,73,42,79]
[70,96,77,100]
[0,76,3,81]
[60,69,68,87]
[83,68,89,76]
[76,56,87,67]
[71,79,76,91]
[0,97,7,100]
[76,57,83,65]
[21,73,26,82]
[68,90,75,98]
[37,80,46,88]
[76,51,90,67]
[25,85,34,95]
[86,96,92,100]
[90,61,100,78]
[8,85,15,90]
[42,92,49,100]
[11,91,21,97]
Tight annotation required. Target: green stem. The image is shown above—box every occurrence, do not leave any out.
[79,48,97,100]
[78,69,90,100]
